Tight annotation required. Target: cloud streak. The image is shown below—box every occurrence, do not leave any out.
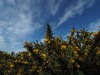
[55,0,96,29]
[47,0,62,15]
[88,19,100,32]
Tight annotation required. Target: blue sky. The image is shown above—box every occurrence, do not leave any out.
[0,0,100,53]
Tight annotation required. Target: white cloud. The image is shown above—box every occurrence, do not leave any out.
[48,0,62,15]
[0,36,7,50]
[0,36,5,45]
[0,0,42,52]
[55,0,96,29]
[88,19,100,32]
[0,0,3,7]
[40,38,45,43]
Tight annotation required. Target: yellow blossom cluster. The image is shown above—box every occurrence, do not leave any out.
[69,58,75,64]
[96,50,100,55]
[33,49,39,54]
[61,45,66,50]
[41,53,46,59]
[44,39,50,44]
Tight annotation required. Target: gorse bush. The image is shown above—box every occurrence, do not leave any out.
[0,24,100,75]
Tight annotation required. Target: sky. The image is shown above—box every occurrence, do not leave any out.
[0,0,100,53]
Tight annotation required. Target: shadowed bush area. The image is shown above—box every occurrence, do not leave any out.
[0,24,100,75]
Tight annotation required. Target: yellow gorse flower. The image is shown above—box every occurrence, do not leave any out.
[69,58,75,64]
[74,46,79,51]
[74,51,79,57]
[33,49,39,54]
[44,39,47,42]
[37,70,42,73]
[28,53,31,56]
[96,50,100,55]
[76,64,80,68]
[41,53,46,59]
[10,64,14,68]
[44,39,51,44]
[61,45,66,50]
[24,61,28,64]
[48,40,50,44]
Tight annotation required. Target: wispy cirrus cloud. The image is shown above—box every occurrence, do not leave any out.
[0,0,42,52]
[0,36,6,50]
[88,19,100,32]
[47,0,62,15]
[55,0,96,29]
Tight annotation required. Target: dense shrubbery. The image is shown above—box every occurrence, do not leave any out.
[0,24,100,75]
